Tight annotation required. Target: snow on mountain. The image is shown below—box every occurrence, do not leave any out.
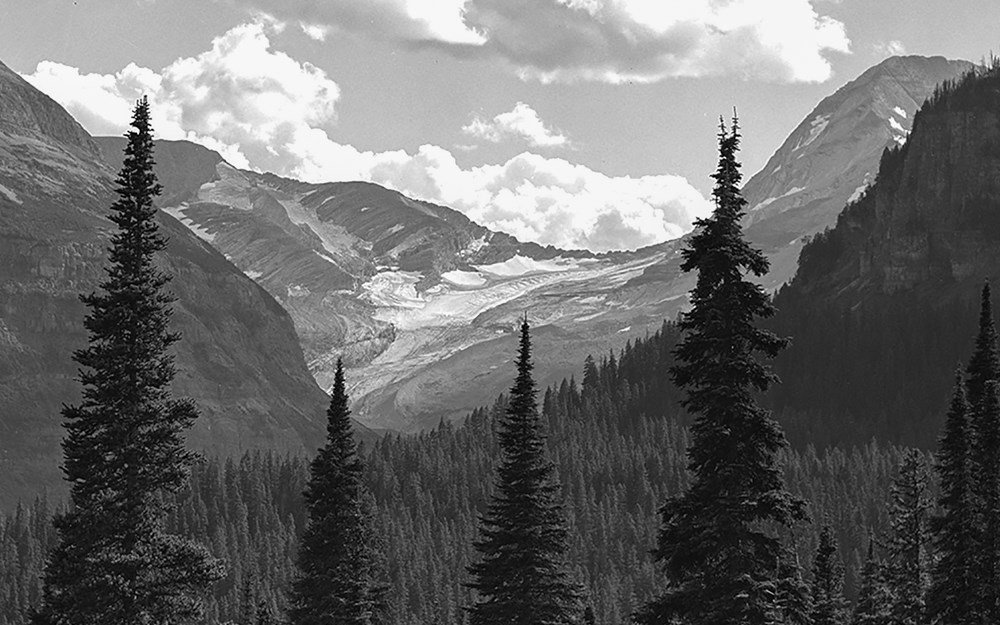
[84,55,976,434]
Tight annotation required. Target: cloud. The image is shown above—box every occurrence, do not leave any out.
[462,102,569,148]
[873,40,906,58]
[300,22,331,41]
[366,147,711,251]
[236,0,850,83]
[22,19,709,252]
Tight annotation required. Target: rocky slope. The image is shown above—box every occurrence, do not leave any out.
[763,62,1000,447]
[779,62,1000,302]
[95,141,684,431]
[112,55,972,433]
[0,60,343,508]
[743,55,972,289]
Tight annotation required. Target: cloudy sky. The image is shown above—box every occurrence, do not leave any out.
[1,1,997,252]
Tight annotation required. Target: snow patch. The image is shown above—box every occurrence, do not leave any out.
[198,163,253,211]
[618,326,632,333]
[888,116,906,134]
[0,183,21,204]
[463,236,488,256]
[893,106,908,119]
[441,270,487,287]
[794,114,831,151]
[750,186,806,213]
[316,251,340,266]
[162,205,217,242]
[287,284,311,298]
[245,269,263,280]
[848,184,868,204]
[362,271,425,309]
[474,255,578,277]
[751,197,778,213]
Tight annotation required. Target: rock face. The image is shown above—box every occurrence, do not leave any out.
[742,55,973,289]
[0,60,338,509]
[783,63,1000,301]
[763,63,1000,448]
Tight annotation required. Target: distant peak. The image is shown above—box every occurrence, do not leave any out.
[0,57,100,159]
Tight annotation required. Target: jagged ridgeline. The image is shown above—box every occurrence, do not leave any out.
[0,322,908,625]
[766,60,1000,449]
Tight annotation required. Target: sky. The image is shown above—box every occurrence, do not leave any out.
[1,1,998,252]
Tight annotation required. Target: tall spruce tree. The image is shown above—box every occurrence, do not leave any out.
[32,97,222,624]
[289,358,381,625]
[966,283,1000,409]
[972,379,1000,622]
[635,117,805,625]
[851,536,890,625]
[466,317,584,625]
[810,524,848,625]
[885,450,930,625]
[965,283,1000,622]
[929,371,977,625]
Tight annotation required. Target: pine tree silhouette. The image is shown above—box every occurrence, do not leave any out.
[467,317,583,625]
[929,371,978,624]
[966,283,1000,621]
[636,116,805,625]
[289,358,382,625]
[32,97,222,624]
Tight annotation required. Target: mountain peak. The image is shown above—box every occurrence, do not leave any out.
[739,55,972,289]
[0,59,100,159]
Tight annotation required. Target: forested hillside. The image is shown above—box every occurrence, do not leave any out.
[767,62,1000,449]
[0,322,909,624]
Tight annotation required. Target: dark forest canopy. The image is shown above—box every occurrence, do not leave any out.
[0,320,910,625]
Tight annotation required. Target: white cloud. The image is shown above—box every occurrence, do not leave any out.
[238,0,850,83]
[873,40,906,58]
[463,102,569,148]
[300,22,330,41]
[22,19,710,252]
[366,147,711,251]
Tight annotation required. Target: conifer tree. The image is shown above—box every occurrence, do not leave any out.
[810,524,848,625]
[929,371,977,625]
[467,317,584,625]
[775,549,812,625]
[885,450,930,625]
[636,116,805,625]
[966,283,1000,409]
[965,283,1000,621]
[32,97,223,624]
[851,537,890,625]
[289,358,381,625]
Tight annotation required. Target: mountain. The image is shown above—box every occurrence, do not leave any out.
[94,139,687,431]
[742,55,973,289]
[0,60,344,508]
[111,55,972,433]
[765,62,1000,448]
